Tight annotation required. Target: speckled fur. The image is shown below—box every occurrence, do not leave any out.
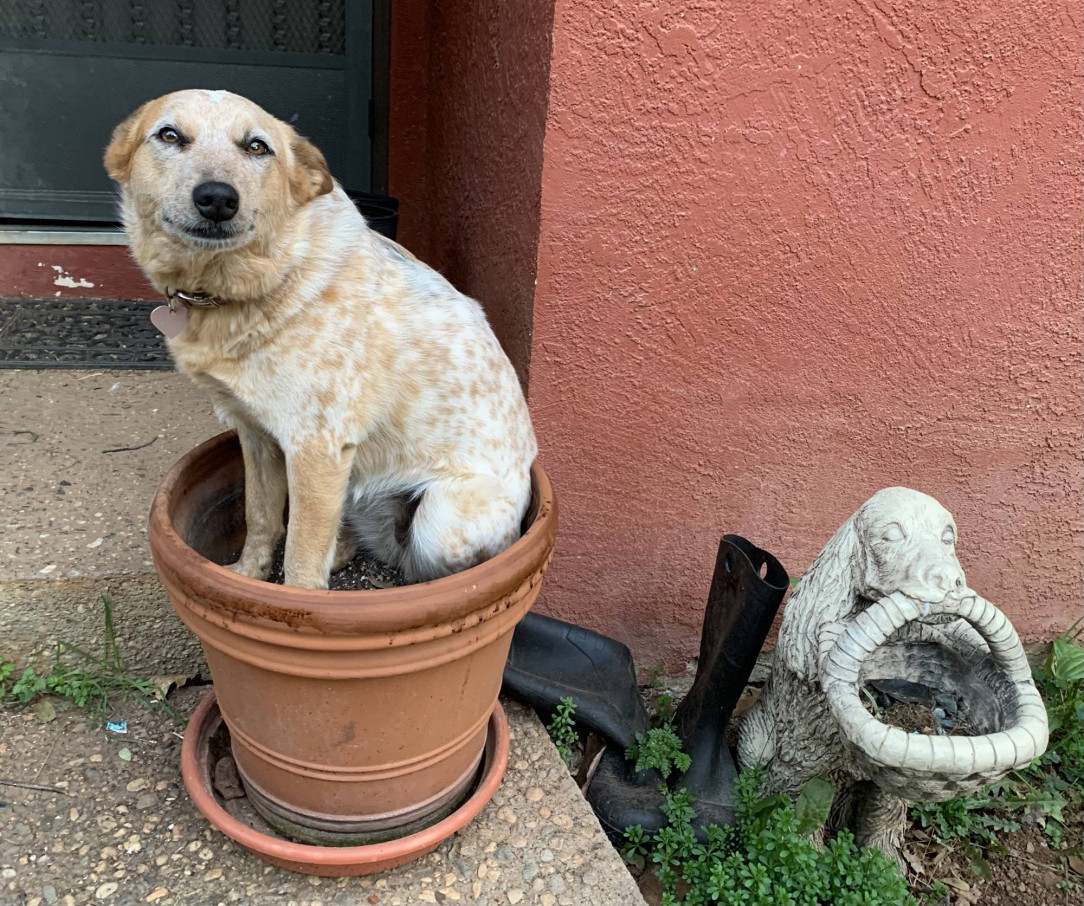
[105,90,536,588]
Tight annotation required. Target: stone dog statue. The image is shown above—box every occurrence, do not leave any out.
[738,488,1048,867]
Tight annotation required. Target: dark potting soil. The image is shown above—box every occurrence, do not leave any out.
[861,682,979,736]
[264,540,409,591]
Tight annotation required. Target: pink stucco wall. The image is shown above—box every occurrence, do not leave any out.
[525,0,1083,664]
[388,0,553,386]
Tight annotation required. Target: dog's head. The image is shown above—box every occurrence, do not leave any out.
[104,90,332,253]
[852,487,966,604]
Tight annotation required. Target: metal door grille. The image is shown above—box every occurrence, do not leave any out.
[0,0,377,222]
[1,0,346,55]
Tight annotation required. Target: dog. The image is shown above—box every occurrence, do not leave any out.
[105,89,537,588]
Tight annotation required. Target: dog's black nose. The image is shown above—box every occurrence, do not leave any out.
[192,181,239,222]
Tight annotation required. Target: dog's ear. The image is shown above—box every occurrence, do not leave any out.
[104,102,151,184]
[288,134,333,204]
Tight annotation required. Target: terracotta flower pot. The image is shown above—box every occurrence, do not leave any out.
[180,691,511,876]
[150,432,557,844]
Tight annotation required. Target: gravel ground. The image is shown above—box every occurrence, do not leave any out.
[0,687,645,906]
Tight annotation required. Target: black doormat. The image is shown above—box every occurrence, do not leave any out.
[0,297,171,370]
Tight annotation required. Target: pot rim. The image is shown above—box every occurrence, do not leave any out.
[180,691,510,873]
[149,431,557,632]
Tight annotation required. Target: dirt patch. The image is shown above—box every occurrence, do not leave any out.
[905,821,1084,906]
[862,682,980,736]
[264,541,408,591]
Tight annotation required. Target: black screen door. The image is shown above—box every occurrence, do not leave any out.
[0,0,373,223]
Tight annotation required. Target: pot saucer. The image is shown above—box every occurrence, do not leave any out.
[179,691,510,877]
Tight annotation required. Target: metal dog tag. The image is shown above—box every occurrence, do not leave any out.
[150,304,188,338]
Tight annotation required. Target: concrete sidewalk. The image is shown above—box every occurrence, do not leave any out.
[1,369,219,675]
[0,689,646,906]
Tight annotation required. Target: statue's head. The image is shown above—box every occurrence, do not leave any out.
[852,488,966,604]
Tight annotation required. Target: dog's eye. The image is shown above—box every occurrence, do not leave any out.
[157,127,181,144]
[942,527,955,546]
[880,523,905,543]
[245,139,270,156]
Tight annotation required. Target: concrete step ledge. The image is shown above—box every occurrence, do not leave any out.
[0,692,647,905]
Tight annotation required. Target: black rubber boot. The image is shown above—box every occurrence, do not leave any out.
[589,536,788,842]
[671,535,789,833]
[503,538,788,843]
[503,613,666,842]
[585,746,668,841]
[503,611,650,748]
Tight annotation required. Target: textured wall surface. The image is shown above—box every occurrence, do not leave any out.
[527,0,1083,663]
[389,0,555,385]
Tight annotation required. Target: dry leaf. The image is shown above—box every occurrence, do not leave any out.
[213,755,245,801]
[149,673,194,701]
[1068,854,1084,875]
[731,687,763,721]
[939,877,970,892]
[903,850,926,876]
[930,844,950,868]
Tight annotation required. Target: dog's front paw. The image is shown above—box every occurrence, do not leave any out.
[226,558,272,582]
[282,570,328,590]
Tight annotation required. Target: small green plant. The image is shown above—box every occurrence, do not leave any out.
[921,881,949,905]
[640,662,678,725]
[653,691,676,726]
[910,622,1084,871]
[0,660,16,696]
[1030,622,1084,788]
[642,662,667,690]
[626,726,691,779]
[0,598,180,726]
[625,768,916,906]
[546,696,579,765]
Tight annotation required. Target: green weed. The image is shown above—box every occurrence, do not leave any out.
[640,661,679,726]
[626,726,692,779]
[546,696,579,766]
[0,598,181,727]
[624,768,916,906]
